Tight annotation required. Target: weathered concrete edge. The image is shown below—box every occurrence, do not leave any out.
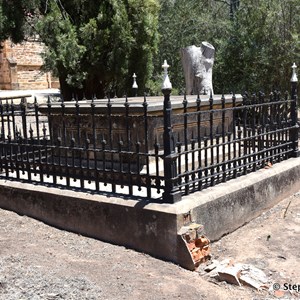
[175,157,300,241]
[0,157,299,270]
[0,180,194,269]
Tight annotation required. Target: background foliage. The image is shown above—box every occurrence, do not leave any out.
[157,0,299,94]
[0,0,299,98]
[0,0,159,99]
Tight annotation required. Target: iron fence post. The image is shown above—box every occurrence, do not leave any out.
[162,60,181,203]
[291,63,299,157]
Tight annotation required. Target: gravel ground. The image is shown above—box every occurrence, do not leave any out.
[1,190,300,300]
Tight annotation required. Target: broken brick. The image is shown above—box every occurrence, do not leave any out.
[195,236,210,248]
[179,223,211,268]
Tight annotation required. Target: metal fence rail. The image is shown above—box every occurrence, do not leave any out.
[0,87,298,203]
[172,92,297,196]
[0,97,166,200]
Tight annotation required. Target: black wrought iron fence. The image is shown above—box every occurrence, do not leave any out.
[0,84,298,203]
[171,91,298,197]
[0,96,167,200]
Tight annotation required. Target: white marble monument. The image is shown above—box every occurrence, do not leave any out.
[180,42,215,95]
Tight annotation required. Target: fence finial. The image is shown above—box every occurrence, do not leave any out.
[291,63,298,83]
[132,73,138,97]
[162,60,172,90]
[132,73,138,88]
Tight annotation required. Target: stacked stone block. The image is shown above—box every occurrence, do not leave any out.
[0,40,59,90]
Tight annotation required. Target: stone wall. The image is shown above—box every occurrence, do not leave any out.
[0,40,59,90]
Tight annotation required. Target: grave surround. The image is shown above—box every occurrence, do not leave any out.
[39,94,242,156]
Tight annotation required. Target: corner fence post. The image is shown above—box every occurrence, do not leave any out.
[161,60,181,203]
[291,63,299,157]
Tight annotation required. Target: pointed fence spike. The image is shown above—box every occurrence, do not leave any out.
[209,91,213,107]
[285,90,289,100]
[15,125,19,136]
[183,93,187,106]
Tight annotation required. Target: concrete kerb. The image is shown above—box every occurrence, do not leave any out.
[177,157,300,242]
[0,180,194,269]
[0,157,300,270]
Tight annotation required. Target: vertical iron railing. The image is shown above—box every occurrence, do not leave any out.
[291,63,299,156]
[165,90,298,196]
[0,96,168,199]
[162,88,181,203]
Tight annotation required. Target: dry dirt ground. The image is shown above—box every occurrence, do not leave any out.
[1,190,300,300]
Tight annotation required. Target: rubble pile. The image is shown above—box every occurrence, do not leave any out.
[204,259,269,290]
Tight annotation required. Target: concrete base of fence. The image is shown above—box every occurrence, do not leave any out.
[1,157,300,270]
